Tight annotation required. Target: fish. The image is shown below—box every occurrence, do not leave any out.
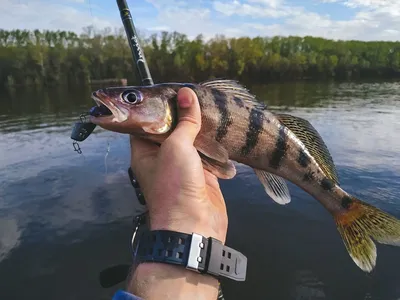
[89,79,400,273]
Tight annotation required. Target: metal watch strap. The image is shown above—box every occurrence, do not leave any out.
[135,230,247,281]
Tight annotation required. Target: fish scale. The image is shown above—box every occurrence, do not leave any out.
[90,79,400,274]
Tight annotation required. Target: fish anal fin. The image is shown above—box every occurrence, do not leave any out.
[335,196,400,272]
[200,153,236,179]
[276,113,339,185]
[254,169,291,205]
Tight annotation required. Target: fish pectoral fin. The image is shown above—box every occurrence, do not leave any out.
[195,135,230,164]
[253,169,291,205]
[200,153,236,179]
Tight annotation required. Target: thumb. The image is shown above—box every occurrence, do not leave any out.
[169,87,202,144]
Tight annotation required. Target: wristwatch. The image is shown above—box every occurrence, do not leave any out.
[132,229,247,281]
[127,168,235,298]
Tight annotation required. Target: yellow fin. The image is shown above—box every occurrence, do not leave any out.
[335,196,400,272]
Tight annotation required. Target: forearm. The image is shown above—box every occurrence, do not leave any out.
[127,262,219,300]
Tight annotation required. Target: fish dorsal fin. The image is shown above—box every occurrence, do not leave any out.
[200,79,258,104]
[254,169,291,205]
[276,113,339,185]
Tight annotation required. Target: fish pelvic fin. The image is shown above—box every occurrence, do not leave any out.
[335,196,400,272]
[253,169,291,205]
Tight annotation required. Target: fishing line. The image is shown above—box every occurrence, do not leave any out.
[104,141,110,175]
[88,0,94,23]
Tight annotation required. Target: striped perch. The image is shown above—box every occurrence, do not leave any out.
[90,79,400,274]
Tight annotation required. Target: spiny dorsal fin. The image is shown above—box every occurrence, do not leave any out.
[275,113,339,185]
[200,79,258,103]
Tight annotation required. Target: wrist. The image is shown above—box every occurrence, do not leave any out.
[127,216,246,299]
[148,210,228,244]
[128,220,226,300]
[128,259,219,300]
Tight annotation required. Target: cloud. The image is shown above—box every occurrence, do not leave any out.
[248,0,283,8]
[213,0,289,18]
[0,0,117,32]
[343,0,399,9]
[141,0,243,39]
[1,0,400,41]
[208,0,400,41]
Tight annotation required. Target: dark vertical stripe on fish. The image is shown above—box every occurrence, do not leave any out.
[341,196,352,209]
[187,84,204,109]
[211,88,233,142]
[298,150,310,167]
[240,108,264,156]
[321,178,335,191]
[233,96,244,108]
[270,125,287,169]
[303,171,314,182]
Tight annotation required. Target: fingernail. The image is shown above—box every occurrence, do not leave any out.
[178,89,193,108]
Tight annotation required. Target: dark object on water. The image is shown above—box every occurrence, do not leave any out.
[99,264,131,288]
[89,103,112,117]
[98,211,148,288]
[70,113,97,142]
[70,96,113,142]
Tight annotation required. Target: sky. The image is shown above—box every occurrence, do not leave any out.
[1,0,400,41]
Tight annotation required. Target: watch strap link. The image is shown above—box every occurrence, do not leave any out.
[136,230,247,281]
[136,230,192,266]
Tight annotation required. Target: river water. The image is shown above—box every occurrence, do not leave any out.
[0,81,400,300]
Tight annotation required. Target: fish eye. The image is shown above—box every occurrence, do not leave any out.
[122,90,142,105]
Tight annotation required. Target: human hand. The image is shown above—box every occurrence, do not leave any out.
[129,87,228,242]
[127,87,228,299]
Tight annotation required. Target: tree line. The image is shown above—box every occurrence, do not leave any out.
[1,26,400,87]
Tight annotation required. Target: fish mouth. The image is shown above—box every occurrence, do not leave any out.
[89,90,129,124]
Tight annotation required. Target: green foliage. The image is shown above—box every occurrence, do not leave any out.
[1,27,400,87]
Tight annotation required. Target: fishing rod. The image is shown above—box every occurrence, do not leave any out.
[70,0,225,297]
[98,0,153,288]
[116,0,153,86]
[70,0,153,145]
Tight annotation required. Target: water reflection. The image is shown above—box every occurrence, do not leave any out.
[0,217,21,263]
[1,81,400,300]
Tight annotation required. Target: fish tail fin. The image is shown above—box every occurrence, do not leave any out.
[334,196,400,272]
